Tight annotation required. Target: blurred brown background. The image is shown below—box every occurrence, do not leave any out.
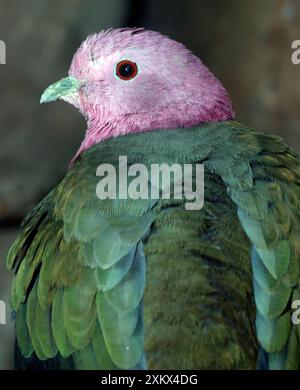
[0,0,300,369]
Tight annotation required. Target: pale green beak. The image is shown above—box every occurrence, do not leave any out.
[40,76,80,103]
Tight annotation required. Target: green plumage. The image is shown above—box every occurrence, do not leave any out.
[7,121,300,369]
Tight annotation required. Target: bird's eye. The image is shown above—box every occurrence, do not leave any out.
[116,60,138,80]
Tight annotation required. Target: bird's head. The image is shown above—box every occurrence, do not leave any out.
[41,28,234,158]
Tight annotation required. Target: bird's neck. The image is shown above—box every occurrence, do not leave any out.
[70,100,234,166]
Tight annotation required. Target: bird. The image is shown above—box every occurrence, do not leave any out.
[7,27,300,370]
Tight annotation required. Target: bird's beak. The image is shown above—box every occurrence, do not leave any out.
[40,76,80,104]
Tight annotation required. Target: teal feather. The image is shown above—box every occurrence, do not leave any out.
[95,247,135,292]
[255,308,291,353]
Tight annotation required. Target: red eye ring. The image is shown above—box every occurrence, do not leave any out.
[116,60,138,80]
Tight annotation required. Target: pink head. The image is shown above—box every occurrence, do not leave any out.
[41,28,234,161]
